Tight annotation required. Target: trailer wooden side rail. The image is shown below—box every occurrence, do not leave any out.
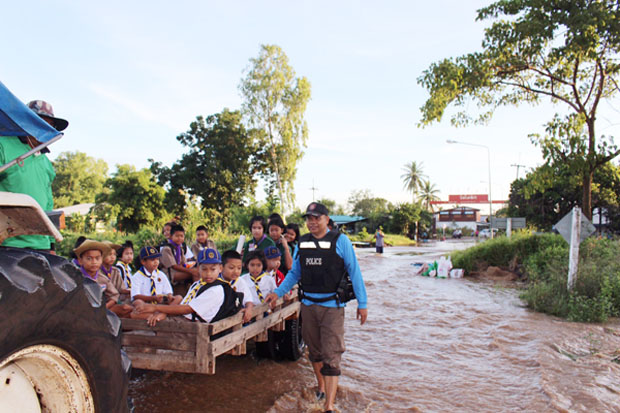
[120,292,300,374]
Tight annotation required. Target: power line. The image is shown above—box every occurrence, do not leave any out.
[511,163,526,180]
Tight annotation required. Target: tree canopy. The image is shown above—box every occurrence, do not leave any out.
[401,161,426,202]
[150,109,261,227]
[97,165,166,233]
[507,160,620,231]
[239,44,312,213]
[52,151,108,208]
[418,0,620,218]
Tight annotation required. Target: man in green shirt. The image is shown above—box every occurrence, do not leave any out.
[0,100,68,251]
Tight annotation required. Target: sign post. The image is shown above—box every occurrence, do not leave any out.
[567,208,581,290]
[555,207,596,291]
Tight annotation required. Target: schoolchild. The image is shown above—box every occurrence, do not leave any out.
[241,216,275,265]
[240,250,276,305]
[130,246,181,320]
[284,223,300,251]
[115,240,134,290]
[264,246,285,286]
[220,250,255,323]
[160,224,199,284]
[133,249,242,327]
[74,239,132,317]
[162,221,174,241]
[190,225,217,259]
[70,235,87,266]
[267,216,293,274]
[101,241,131,303]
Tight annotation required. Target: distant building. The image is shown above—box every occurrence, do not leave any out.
[54,203,95,217]
[435,206,482,232]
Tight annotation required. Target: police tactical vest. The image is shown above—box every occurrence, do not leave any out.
[298,231,346,296]
[191,279,243,323]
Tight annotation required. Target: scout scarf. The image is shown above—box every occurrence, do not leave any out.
[182,279,207,304]
[251,272,266,303]
[137,267,158,300]
[100,265,112,277]
[80,265,98,281]
[116,261,132,288]
[248,234,266,251]
[219,275,238,290]
[168,239,183,265]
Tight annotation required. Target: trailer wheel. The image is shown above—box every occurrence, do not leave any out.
[278,317,304,361]
[0,248,131,413]
[255,330,278,359]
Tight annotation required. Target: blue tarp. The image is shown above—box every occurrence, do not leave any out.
[0,81,60,143]
[330,215,367,225]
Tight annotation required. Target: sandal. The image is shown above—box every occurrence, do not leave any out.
[315,391,326,401]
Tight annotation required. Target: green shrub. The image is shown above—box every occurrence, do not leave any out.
[453,233,620,322]
[450,233,565,273]
[521,237,620,322]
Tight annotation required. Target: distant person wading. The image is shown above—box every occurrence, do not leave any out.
[266,202,368,413]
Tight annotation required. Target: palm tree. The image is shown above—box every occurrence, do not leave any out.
[419,179,440,212]
[401,161,426,202]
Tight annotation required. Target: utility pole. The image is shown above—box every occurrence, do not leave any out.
[309,179,318,201]
[511,163,526,180]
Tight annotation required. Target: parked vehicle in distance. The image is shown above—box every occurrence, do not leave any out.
[479,229,497,238]
[452,229,462,239]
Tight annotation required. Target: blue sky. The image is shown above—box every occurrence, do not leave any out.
[3,1,619,212]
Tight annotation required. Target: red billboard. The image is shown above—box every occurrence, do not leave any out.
[448,194,488,203]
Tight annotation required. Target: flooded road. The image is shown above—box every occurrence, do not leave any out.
[129,240,620,412]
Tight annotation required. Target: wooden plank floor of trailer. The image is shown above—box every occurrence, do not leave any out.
[120,291,300,374]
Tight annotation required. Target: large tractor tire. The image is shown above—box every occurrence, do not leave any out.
[0,248,131,413]
[278,317,304,361]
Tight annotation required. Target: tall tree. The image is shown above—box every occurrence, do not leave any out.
[401,161,425,202]
[97,165,165,233]
[239,44,312,213]
[418,0,620,219]
[150,109,262,227]
[419,179,440,212]
[52,151,108,207]
[317,198,346,215]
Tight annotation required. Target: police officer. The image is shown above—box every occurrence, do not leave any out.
[266,202,368,413]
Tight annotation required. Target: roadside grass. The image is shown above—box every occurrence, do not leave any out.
[451,233,620,322]
[348,228,416,246]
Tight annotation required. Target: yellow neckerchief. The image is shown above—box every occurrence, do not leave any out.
[182,279,207,304]
[137,267,158,303]
[219,275,237,289]
[250,272,266,303]
[250,272,266,283]
[116,261,132,288]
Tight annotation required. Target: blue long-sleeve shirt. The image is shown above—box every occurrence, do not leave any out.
[274,233,367,309]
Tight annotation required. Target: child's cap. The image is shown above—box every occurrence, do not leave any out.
[139,246,162,260]
[264,246,282,259]
[198,248,221,264]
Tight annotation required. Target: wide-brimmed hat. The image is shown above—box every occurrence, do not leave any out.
[73,240,110,258]
[102,241,121,255]
[27,100,69,131]
[302,202,329,218]
[197,248,221,264]
[139,246,162,260]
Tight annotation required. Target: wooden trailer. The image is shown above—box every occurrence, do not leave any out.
[120,291,301,374]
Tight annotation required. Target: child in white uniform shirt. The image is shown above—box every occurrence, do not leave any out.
[130,246,181,320]
[220,250,255,323]
[134,249,241,327]
[241,250,276,306]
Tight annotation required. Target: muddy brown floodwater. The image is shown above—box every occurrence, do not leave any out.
[129,240,620,412]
